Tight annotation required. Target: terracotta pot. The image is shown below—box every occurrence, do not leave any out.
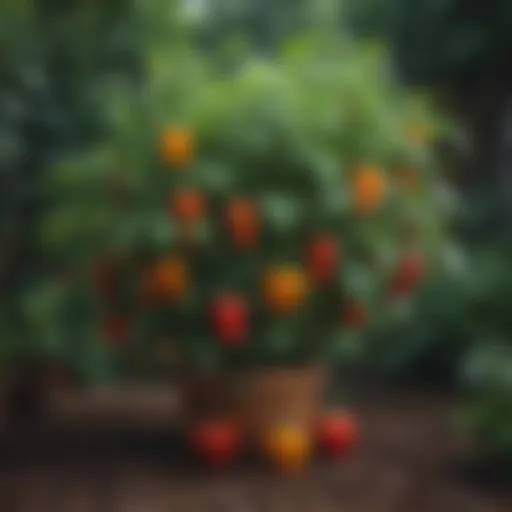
[235,366,326,444]
[181,374,236,424]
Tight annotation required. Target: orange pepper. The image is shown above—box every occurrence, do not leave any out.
[352,164,387,214]
[159,126,194,167]
[263,424,311,473]
[141,258,189,302]
[262,265,307,314]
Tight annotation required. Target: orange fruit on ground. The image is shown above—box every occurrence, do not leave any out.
[263,424,312,473]
[143,258,189,301]
[225,198,259,249]
[169,188,206,222]
[159,126,194,167]
[351,164,387,214]
[262,266,307,313]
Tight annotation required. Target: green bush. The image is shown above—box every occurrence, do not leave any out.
[0,0,142,376]
[344,0,512,86]
[364,241,471,381]
[36,31,452,383]
[457,249,512,465]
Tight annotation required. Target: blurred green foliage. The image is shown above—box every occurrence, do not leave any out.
[344,0,512,86]
[455,247,512,464]
[340,0,512,466]
[37,30,450,380]
[365,242,471,381]
[0,0,141,374]
[1,2,511,471]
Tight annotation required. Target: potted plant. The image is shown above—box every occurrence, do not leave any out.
[39,34,450,448]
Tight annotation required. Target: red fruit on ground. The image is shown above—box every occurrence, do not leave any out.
[317,412,358,457]
[189,420,241,467]
[211,294,249,346]
[307,234,339,284]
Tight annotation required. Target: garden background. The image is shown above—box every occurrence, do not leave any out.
[1,0,512,509]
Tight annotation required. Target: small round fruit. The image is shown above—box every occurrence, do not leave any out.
[225,198,259,249]
[189,420,241,468]
[144,258,189,301]
[169,188,205,222]
[263,266,307,314]
[159,126,194,167]
[352,164,387,214]
[263,424,311,473]
[210,294,249,346]
[307,234,339,284]
[317,411,358,457]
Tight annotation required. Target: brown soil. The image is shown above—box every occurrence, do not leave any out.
[0,387,511,512]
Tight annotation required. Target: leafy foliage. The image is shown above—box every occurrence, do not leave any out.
[364,242,471,381]
[344,0,512,86]
[37,31,450,381]
[0,0,142,374]
[456,248,512,464]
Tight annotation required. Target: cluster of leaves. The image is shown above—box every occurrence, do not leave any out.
[37,32,452,380]
[190,0,341,53]
[363,241,471,382]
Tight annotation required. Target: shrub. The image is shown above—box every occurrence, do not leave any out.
[37,31,451,382]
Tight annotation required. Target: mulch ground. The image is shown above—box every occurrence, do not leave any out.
[0,386,511,512]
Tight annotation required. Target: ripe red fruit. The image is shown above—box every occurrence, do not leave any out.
[307,234,339,284]
[391,251,424,296]
[225,198,259,249]
[342,301,366,328]
[317,412,358,457]
[100,315,129,346]
[168,188,205,222]
[211,294,249,346]
[189,420,241,467]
